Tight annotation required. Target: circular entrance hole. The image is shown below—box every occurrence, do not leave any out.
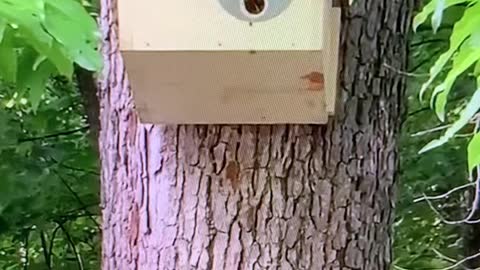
[243,0,266,14]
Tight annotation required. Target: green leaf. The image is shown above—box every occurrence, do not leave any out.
[432,0,446,33]
[0,0,52,47]
[0,27,17,83]
[32,54,47,71]
[28,61,57,111]
[430,40,480,121]
[43,0,102,71]
[0,46,17,83]
[474,60,480,76]
[15,141,33,156]
[419,88,480,154]
[0,18,6,42]
[16,47,57,111]
[0,0,102,79]
[468,133,480,173]
[418,1,480,101]
[23,33,74,78]
[413,0,470,31]
[0,0,76,77]
[471,28,480,47]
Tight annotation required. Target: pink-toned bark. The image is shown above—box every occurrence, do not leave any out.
[99,1,414,269]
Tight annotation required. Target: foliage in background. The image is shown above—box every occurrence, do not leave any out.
[0,77,100,269]
[0,0,102,269]
[414,0,480,174]
[394,1,480,269]
[0,0,102,110]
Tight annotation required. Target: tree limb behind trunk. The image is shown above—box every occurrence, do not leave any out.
[74,65,100,152]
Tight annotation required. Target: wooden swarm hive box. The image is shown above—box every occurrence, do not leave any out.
[118,0,341,124]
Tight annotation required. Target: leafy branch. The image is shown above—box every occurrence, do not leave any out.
[0,0,102,110]
[413,0,480,157]
[411,1,480,265]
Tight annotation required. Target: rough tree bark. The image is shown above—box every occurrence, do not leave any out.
[99,0,414,269]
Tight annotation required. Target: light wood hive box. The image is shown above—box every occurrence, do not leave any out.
[118,0,342,124]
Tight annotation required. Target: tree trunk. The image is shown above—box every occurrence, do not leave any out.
[99,0,414,269]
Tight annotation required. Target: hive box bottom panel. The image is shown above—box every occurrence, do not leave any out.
[122,51,331,124]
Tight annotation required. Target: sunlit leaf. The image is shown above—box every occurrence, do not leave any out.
[0,47,16,83]
[471,28,480,47]
[432,0,446,33]
[0,27,16,83]
[419,1,480,101]
[430,40,480,121]
[0,0,52,47]
[413,0,470,31]
[468,133,480,173]
[474,60,480,76]
[23,33,74,78]
[419,88,480,153]
[28,62,56,111]
[0,0,101,81]
[16,47,57,110]
[43,0,102,71]
[0,19,6,42]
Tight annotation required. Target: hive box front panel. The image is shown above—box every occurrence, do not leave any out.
[118,0,341,124]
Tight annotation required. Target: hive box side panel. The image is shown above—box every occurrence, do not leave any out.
[118,0,325,51]
[124,51,329,124]
[324,7,342,114]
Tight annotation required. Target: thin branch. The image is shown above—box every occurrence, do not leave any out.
[438,250,480,270]
[423,194,480,225]
[408,48,446,73]
[414,24,455,33]
[383,63,429,78]
[59,213,101,220]
[57,222,84,270]
[407,95,467,118]
[61,163,100,176]
[432,248,458,263]
[19,126,89,143]
[48,225,61,265]
[22,229,30,270]
[409,58,431,73]
[62,202,100,216]
[54,171,101,230]
[455,133,475,138]
[414,182,476,203]
[410,38,447,48]
[419,143,480,223]
[40,230,53,270]
[49,156,100,176]
[410,124,452,137]
[433,248,476,270]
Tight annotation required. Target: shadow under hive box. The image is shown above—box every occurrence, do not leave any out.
[118,0,342,124]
